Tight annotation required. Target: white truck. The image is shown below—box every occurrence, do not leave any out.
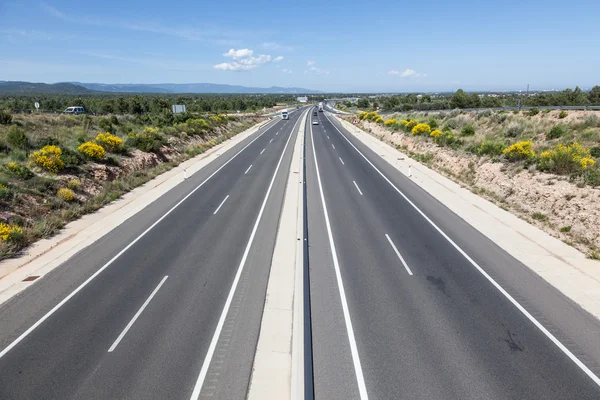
[318,102,324,112]
[281,109,289,120]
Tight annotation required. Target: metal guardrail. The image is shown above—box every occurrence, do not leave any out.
[374,105,600,115]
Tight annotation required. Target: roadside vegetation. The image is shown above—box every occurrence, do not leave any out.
[0,97,265,260]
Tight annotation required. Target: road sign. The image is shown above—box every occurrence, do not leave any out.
[351,107,354,111]
[171,104,186,114]
[34,102,39,110]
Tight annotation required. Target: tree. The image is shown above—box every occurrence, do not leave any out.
[6,126,30,151]
[589,86,600,105]
[451,89,470,108]
[357,98,369,109]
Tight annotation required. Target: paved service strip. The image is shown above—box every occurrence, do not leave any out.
[247,108,307,399]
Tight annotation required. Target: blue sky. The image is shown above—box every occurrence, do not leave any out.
[0,0,599,92]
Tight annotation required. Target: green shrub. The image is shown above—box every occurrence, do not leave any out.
[583,168,600,186]
[110,115,119,126]
[505,122,524,137]
[0,110,12,125]
[61,147,84,167]
[528,108,540,116]
[547,125,565,140]
[6,126,30,150]
[433,130,462,148]
[428,118,438,129]
[558,110,568,119]
[10,150,27,162]
[560,226,572,233]
[98,118,115,134]
[543,109,552,114]
[36,137,61,147]
[590,146,600,158]
[538,143,595,174]
[477,141,506,156]
[461,124,475,136]
[126,127,165,153]
[532,212,547,221]
[0,183,10,200]
[3,162,33,180]
[67,179,81,190]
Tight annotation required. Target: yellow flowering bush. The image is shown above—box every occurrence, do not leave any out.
[0,222,23,242]
[29,145,65,173]
[358,112,368,120]
[78,142,106,160]
[375,116,384,123]
[411,123,431,135]
[384,118,397,126]
[402,119,417,132]
[430,129,442,138]
[57,187,75,202]
[503,141,535,161]
[95,132,124,152]
[538,142,595,174]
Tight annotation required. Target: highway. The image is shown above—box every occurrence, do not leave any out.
[306,111,600,399]
[1,106,600,399]
[0,108,306,400]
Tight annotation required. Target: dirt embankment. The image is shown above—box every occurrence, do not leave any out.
[353,118,600,257]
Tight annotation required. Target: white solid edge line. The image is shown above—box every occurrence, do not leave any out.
[189,109,306,400]
[310,122,369,399]
[332,144,335,149]
[352,181,363,196]
[213,195,230,215]
[108,276,168,352]
[260,148,266,155]
[270,138,273,143]
[339,157,345,165]
[245,165,253,175]
[324,113,600,388]
[0,117,280,361]
[385,234,413,276]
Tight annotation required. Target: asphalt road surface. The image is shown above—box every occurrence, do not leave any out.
[0,108,306,400]
[306,111,600,399]
[2,106,600,400]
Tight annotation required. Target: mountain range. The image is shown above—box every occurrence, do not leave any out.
[0,81,320,94]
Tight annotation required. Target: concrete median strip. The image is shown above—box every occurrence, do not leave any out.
[0,118,277,306]
[247,111,306,399]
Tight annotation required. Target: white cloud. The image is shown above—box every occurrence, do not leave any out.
[389,68,426,78]
[223,48,254,59]
[281,68,292,74]
[214,50,272,71]
[273,56,284,62]
[307,60,315,66]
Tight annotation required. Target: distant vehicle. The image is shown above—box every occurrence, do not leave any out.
[296,105,300,110]
[318,102,323,112]
[281,109,289,120]
[63,106,85,115]
[313,111,317,116]
[312,120,319,125]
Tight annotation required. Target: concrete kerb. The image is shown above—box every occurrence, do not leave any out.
[331,113,600,321]
[247,109,307,399]
[0,117,277,306]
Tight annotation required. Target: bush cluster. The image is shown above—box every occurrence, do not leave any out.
[57,187,75,201]
[95,132,124,152]
[528,108,540,116]
[432,130,461,148]
[0,110,12,125]
[558,110,568,119]
[29,145,65,173]
[538,143,595,174]
[411,123,431,135]
[477,141,506,156]
[503,141,535,161]
[78,142,106,160]
[358,112,382,122]
[67,179,81,190]
[3,162,33,179]
[547,125,565,140]
[6,126,30,150]
[383,118,397,126]
[461,124,476,136]
[126,127,165,153]
[0,222,23,242]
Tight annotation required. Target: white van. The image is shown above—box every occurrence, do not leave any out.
[63,106,85,115]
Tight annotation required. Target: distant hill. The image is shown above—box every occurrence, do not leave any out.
[72,82,320,94]
[0,81,93,94]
